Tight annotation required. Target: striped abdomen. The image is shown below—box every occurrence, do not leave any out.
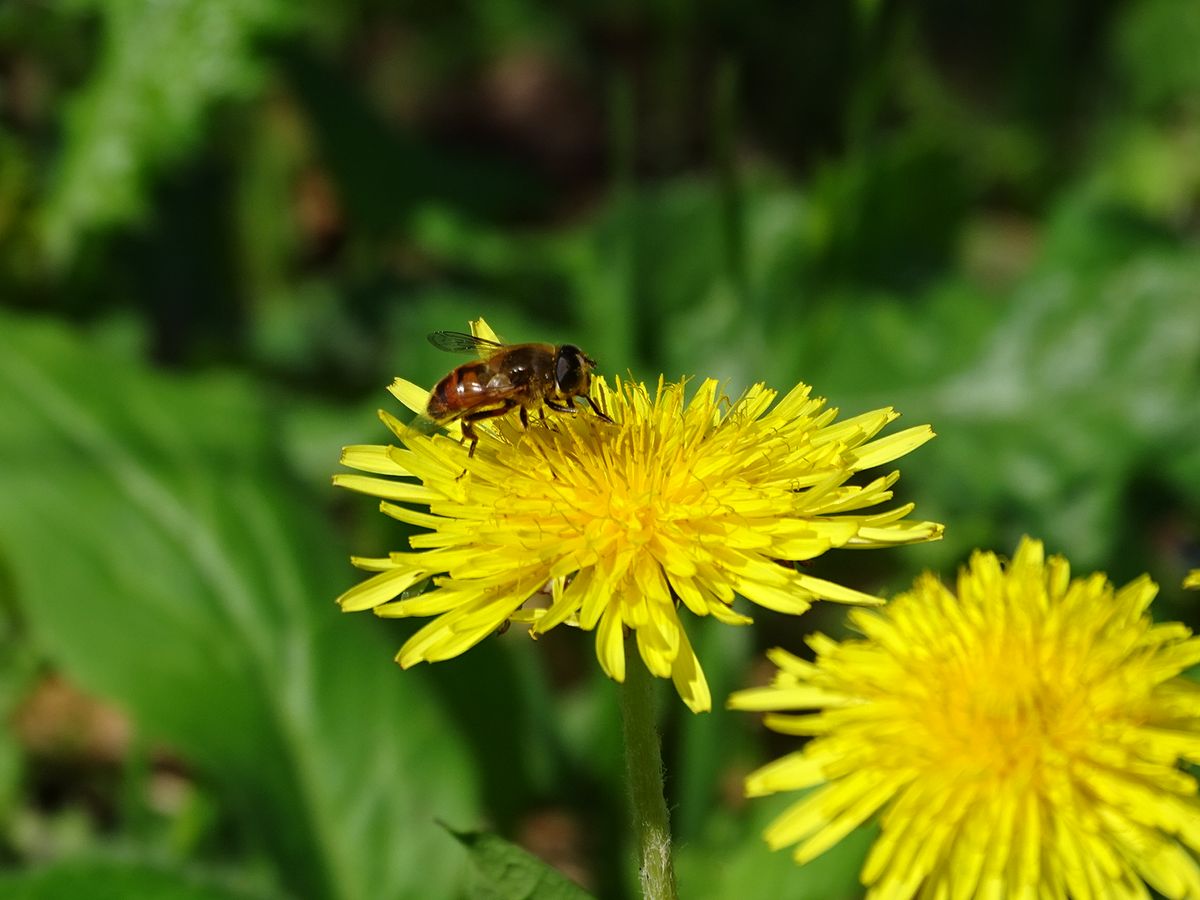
[427,361,502,420]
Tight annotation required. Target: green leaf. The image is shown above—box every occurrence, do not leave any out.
[0,858,264,900]
[0,312,479,900]
[44,0,294,261]
[445,825,593,900]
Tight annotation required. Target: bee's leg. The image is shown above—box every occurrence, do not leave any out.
[460,418,479,458]
[584,395,614,423]
[519,405,529,430]
[461,402,518,457]
[544,398,575,414]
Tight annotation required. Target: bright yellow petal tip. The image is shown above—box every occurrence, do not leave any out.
[335,318,941,712]
[1185,569,1200,590]
[730,537,1200,898]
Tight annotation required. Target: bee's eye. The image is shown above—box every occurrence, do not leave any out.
[555,346,585,393]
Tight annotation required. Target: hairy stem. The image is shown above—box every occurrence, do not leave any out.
[620,645,678,900]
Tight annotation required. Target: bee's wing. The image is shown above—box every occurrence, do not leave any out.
[427,331,506,354]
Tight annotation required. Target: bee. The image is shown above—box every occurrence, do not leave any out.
[426,331,613,456]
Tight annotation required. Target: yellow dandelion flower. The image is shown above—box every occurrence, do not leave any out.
[1186,570,1200,590]
[730,537,1200,899]
[334,319,942,713]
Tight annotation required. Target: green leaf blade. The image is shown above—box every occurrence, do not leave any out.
[445,826,594,900]
[0,313,479,900]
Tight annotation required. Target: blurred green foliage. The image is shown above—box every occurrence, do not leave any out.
[42,0,296,262]
[0,314,477,899]
[0,857,264,900]
[1,0,1198,897]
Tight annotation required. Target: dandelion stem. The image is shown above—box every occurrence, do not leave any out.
[619,645,678,900]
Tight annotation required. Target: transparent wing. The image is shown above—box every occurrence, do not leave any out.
[427,331,506,354]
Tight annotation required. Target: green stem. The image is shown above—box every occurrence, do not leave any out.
[620,644,678,900]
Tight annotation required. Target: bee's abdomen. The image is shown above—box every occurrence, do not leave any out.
[427,364,489,420]
[426,384,451,419]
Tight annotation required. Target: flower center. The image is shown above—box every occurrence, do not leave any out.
[608,489,660,545]
[906,638,1091,785]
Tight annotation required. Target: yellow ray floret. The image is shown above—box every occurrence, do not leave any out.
[334,319,941,712]
[730,537,1200,897]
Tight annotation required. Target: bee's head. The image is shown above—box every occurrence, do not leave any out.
[554,344,597,397]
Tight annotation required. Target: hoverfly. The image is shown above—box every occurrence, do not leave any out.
[426,331,613,456]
